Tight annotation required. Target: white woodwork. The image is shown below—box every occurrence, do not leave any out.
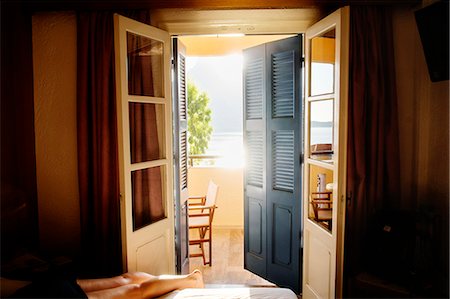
[303,7,349,299]
[150,9,321,35]
[114,14,175,275]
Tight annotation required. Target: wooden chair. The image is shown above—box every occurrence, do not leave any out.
[188,180,219,266]
[310,191,333,229]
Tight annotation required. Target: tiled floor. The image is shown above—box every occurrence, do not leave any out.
[189,227,275,286]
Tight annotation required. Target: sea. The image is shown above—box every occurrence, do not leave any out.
[204,132,244,168]
[200,128,332,168]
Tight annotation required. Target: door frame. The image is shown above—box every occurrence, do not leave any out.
[158,7,347,294]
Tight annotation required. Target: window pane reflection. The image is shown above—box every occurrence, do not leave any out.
[310,29,335,96]
[308,165,333,232]
[127,32,164,97]
[309,99,333,163]
[132,166,166,231]
[129,102,165,164]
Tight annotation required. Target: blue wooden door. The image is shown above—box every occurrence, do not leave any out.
[244,36,302,293]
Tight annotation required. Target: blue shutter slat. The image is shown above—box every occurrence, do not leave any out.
[272,51,295,118]
[245,58,264,120]
[272,130,295,192]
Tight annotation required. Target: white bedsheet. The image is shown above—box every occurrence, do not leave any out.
[157,287,297,299]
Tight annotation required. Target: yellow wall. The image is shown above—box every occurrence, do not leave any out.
[179,35,294,56]
[308,164,334,218]
[309,165,334,196]
[188,167,244,228]
[311,36,335,64]
[32,12,80,255]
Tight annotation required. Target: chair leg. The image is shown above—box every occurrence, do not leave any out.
[190,226,212,266]
[197,228,202,248]
[200,241,206,265]
[208,226,212,266]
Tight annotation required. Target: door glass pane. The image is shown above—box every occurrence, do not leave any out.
[308,164,333,232]
[127,32,164,97]
[129,102,165,163]
[310,29,335,96]
[309,99,334,163]
[131,166,166,231]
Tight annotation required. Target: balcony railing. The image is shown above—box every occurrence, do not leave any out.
[188,154,222,167]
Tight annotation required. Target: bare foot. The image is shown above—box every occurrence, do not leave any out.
[188,270,204,288]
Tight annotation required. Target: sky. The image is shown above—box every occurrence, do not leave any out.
[186,54,243,134]
[185,57,334,131]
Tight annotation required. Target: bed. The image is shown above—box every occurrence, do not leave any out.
[2,279,298,299]
[157,285,298,299]
[1,253,298,299]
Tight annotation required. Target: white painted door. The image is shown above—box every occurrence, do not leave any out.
[302,7,349,299]
[114,14,175,275]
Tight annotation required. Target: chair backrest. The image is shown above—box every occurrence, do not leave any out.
[204,180,219,207]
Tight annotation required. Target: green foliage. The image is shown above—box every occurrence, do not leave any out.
[187,81,213,155]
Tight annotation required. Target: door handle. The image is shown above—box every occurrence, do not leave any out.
[346,191,352,207]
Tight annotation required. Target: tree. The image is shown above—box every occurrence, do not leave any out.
[187,81,213,155]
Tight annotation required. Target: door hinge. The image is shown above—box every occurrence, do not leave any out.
[300,153,304,165]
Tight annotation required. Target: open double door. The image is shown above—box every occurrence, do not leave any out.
[113,6,348,298]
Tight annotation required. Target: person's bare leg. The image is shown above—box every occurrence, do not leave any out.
[84,270,204,299]
[139,269,204,298]
[78,272,155,293]
[86,284,141,299]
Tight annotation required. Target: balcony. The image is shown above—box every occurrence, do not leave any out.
[188,160,243,229]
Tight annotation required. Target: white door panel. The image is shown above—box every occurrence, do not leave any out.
[114,14,175,275]
[303,7,349,298]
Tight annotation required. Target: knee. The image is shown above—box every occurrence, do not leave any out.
[124,283,142,298]
[122,272,155,284]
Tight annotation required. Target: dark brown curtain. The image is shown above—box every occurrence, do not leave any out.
[77,11,121,277]
[344,5,401,285]
[77,11,152,277]
[1,2,38,260]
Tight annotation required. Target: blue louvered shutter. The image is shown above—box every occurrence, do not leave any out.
[266,36,302,293]
[244,36,302,293]
[244,44,267,278]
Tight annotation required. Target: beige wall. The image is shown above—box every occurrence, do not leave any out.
[392,5,449,290]
[393,6,449,210]
[188,167,244,228]
[32,12,80,255]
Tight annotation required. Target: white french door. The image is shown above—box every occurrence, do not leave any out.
[114,14,175,274]
[302,7,349,299]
